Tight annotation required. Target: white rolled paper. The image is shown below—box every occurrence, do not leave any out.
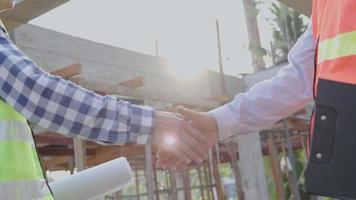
[50,157,133,200]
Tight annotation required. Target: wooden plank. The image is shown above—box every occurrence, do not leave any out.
[197,167,206,200]
[205,162,213,200]
[38,146,95,156]
[182,170,192,200]
[43,156,71,169]
[51,63,82,79]
[115,191,121,200]
[135,170,141,200]
[73,138,86,171]
[169,170,178,200]
[268,133,286,200]
[207,94,230,103]
[86,145,145,167]
[226,142,245,200]
[0,0,70,31]
[153,168,160,200]
[282,120,301,200]
[35,133,74,145]
[211,146,227,200]
[68,156,74,174]
[118,76,144,88]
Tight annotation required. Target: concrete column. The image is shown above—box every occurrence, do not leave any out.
[236,132,269,200]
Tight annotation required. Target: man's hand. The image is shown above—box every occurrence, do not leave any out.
[152,111,209,166]
[178,106,219,148]
[156,107,219,170]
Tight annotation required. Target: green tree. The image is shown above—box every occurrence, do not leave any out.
[268,1,308,64]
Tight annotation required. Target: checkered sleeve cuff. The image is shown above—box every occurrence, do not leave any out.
[129,104,155,144]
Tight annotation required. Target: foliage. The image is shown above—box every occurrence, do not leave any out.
[264,149,311,200]
[267,3,306,60]
[267,1,308,63]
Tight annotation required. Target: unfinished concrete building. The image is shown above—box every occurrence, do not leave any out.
[0,0,314,199]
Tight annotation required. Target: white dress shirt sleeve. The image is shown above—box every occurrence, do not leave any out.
[210,25,317,141]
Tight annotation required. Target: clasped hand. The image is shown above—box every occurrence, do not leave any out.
[152,107,218,170]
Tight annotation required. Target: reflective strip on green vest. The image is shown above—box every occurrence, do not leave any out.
[318,30,356,63]
[0,120,33,143]
[0,180,53,200]
[0,141,43,182]
[0,99,53,199]
[0,100,26,122]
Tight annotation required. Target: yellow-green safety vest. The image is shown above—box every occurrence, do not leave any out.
[0,20,54,200]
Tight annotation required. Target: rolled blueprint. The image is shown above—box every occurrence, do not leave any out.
[50,157,133,200]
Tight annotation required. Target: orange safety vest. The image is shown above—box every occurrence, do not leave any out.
[306,0,356,199]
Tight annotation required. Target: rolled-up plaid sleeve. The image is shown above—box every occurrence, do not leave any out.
[0,30,155,145]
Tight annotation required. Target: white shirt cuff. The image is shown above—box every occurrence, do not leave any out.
[209,105,238,142]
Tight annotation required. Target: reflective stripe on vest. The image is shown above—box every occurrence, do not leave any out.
[0,180,52,200]
[0,99,53,199]
[318,30,356,64]
[312,0,356,85]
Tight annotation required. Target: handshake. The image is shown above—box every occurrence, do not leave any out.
[152,106,219,170]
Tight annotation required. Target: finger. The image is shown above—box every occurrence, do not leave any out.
[181,123,209,160]
[159,151,181,169]
[164,159,180,170]
[174,160,186,171]
[156,111,183,128]
[156,159,163,169]
[183,121,210,150]
[176,138,204,164]
[157,149,176,167]
[166,146,191,164]
[156,148,163,158]
[177,106,204,126]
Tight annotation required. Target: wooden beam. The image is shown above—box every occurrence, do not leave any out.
[43,156,71,169]
[115,191,121,200]
[153,168,160,200]
[71,77,220,109]
[182,170,192,200]
[0,0,70,31]
[226,142,245,200]
[211,147,227,200]
[74,138,86,171]
[35,133,74,145]
[118,76,144,88]
[51,63,82,79]
[197,167,206,200]
[38,146,95,156]
[268,133,286,200]
[203,165,213,200]
[135,170,141,200]
[207,94,230,103]
[170,171,178,200]
[86,145,145,167]
[282,120,301,200]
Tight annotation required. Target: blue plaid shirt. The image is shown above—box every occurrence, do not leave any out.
[0,29,155,144]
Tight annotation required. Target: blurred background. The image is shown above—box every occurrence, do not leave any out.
[3,0,316,199]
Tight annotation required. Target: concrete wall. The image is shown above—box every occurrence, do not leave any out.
[12,24,244,104]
